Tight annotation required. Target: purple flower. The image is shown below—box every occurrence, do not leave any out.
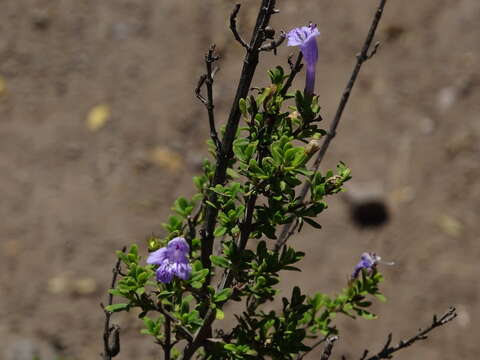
[286,23,321,96]
[147,237,192,283]
[352,252,381,279]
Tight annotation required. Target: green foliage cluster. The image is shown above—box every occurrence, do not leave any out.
[105,66,385,360]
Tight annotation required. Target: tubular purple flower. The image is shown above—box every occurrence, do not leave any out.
[147,237,192,283]
[352,252,380,279]
[287,23,320,96]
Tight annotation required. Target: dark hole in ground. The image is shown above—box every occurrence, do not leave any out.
[350,200,390,228]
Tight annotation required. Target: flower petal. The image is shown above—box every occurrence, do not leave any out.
[156,262,175,283]
[301,36,319,68]
[147,247,168,265]
[172,262,192,280]
[287,24,320,47]
[167,237,190,254]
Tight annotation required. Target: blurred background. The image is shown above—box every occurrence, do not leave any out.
[0,0,478,359]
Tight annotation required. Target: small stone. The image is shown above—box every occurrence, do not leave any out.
[73,277,97,295]
[47,274,70,295]
[149,146,184,172]
[418,116,435,135]
[437,86,457,112]
[437,215,463,238]
[446,132,474,157]
[456,305,471,328]
[111,23,131,41]
[86,104,111,132]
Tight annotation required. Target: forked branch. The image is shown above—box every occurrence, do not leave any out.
[230,4,249,50]
[356,307,457,360]
[195,45,221,151]
[101,247,126,360]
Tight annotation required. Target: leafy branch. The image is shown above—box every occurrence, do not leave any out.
[276,0,389,251]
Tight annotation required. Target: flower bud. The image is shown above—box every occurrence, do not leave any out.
[305,139,321,156]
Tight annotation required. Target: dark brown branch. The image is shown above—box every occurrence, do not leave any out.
[195,75,207,104]
[360,307,457,360]
[186,2,279,359]
[276,0,388,251]
[367,41,381,60]
[200,0,277,283]
[280,52,303,98]
[195,45,221,151]
[100,247,126,360]
[157,302,194,343]
[164,315,171,360]
[230,3,249,50]
[259,31,286,52]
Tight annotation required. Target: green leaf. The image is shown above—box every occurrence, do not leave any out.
[191,281,202,289]
[105,303,129,313]
[205,200,217,209]
[303,217,322,229]
[226,168,240,178]
[215,308,225,320]
[210,255,231,268]
[239,98,247,117]
[214,226,227,237]
[214,288,233,303]
[358,309,377,320]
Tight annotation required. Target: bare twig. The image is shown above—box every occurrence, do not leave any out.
[195,75,207,104]
[259,31,286,52]
[100,247,126,360]
[195,45,221,151]
[230,4,249,50]
[321,336,338,360]
[275,218,300,251]
[276,0,388,251]
[360,307,457,360]
[280,52,303,98]
[296,336,327,360]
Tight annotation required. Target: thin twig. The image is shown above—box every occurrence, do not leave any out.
[321,336,338,360]
[230,4,249,50]
[100,247,126,360]
[276,0,388,251]
[360,307,457,360]
[259,31,286,52]
[195,75,207,104]
[280,52,303,98]
[296,336,327,360]
[195,45,221,151]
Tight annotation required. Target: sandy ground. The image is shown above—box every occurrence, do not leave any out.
[0,0,479,359]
